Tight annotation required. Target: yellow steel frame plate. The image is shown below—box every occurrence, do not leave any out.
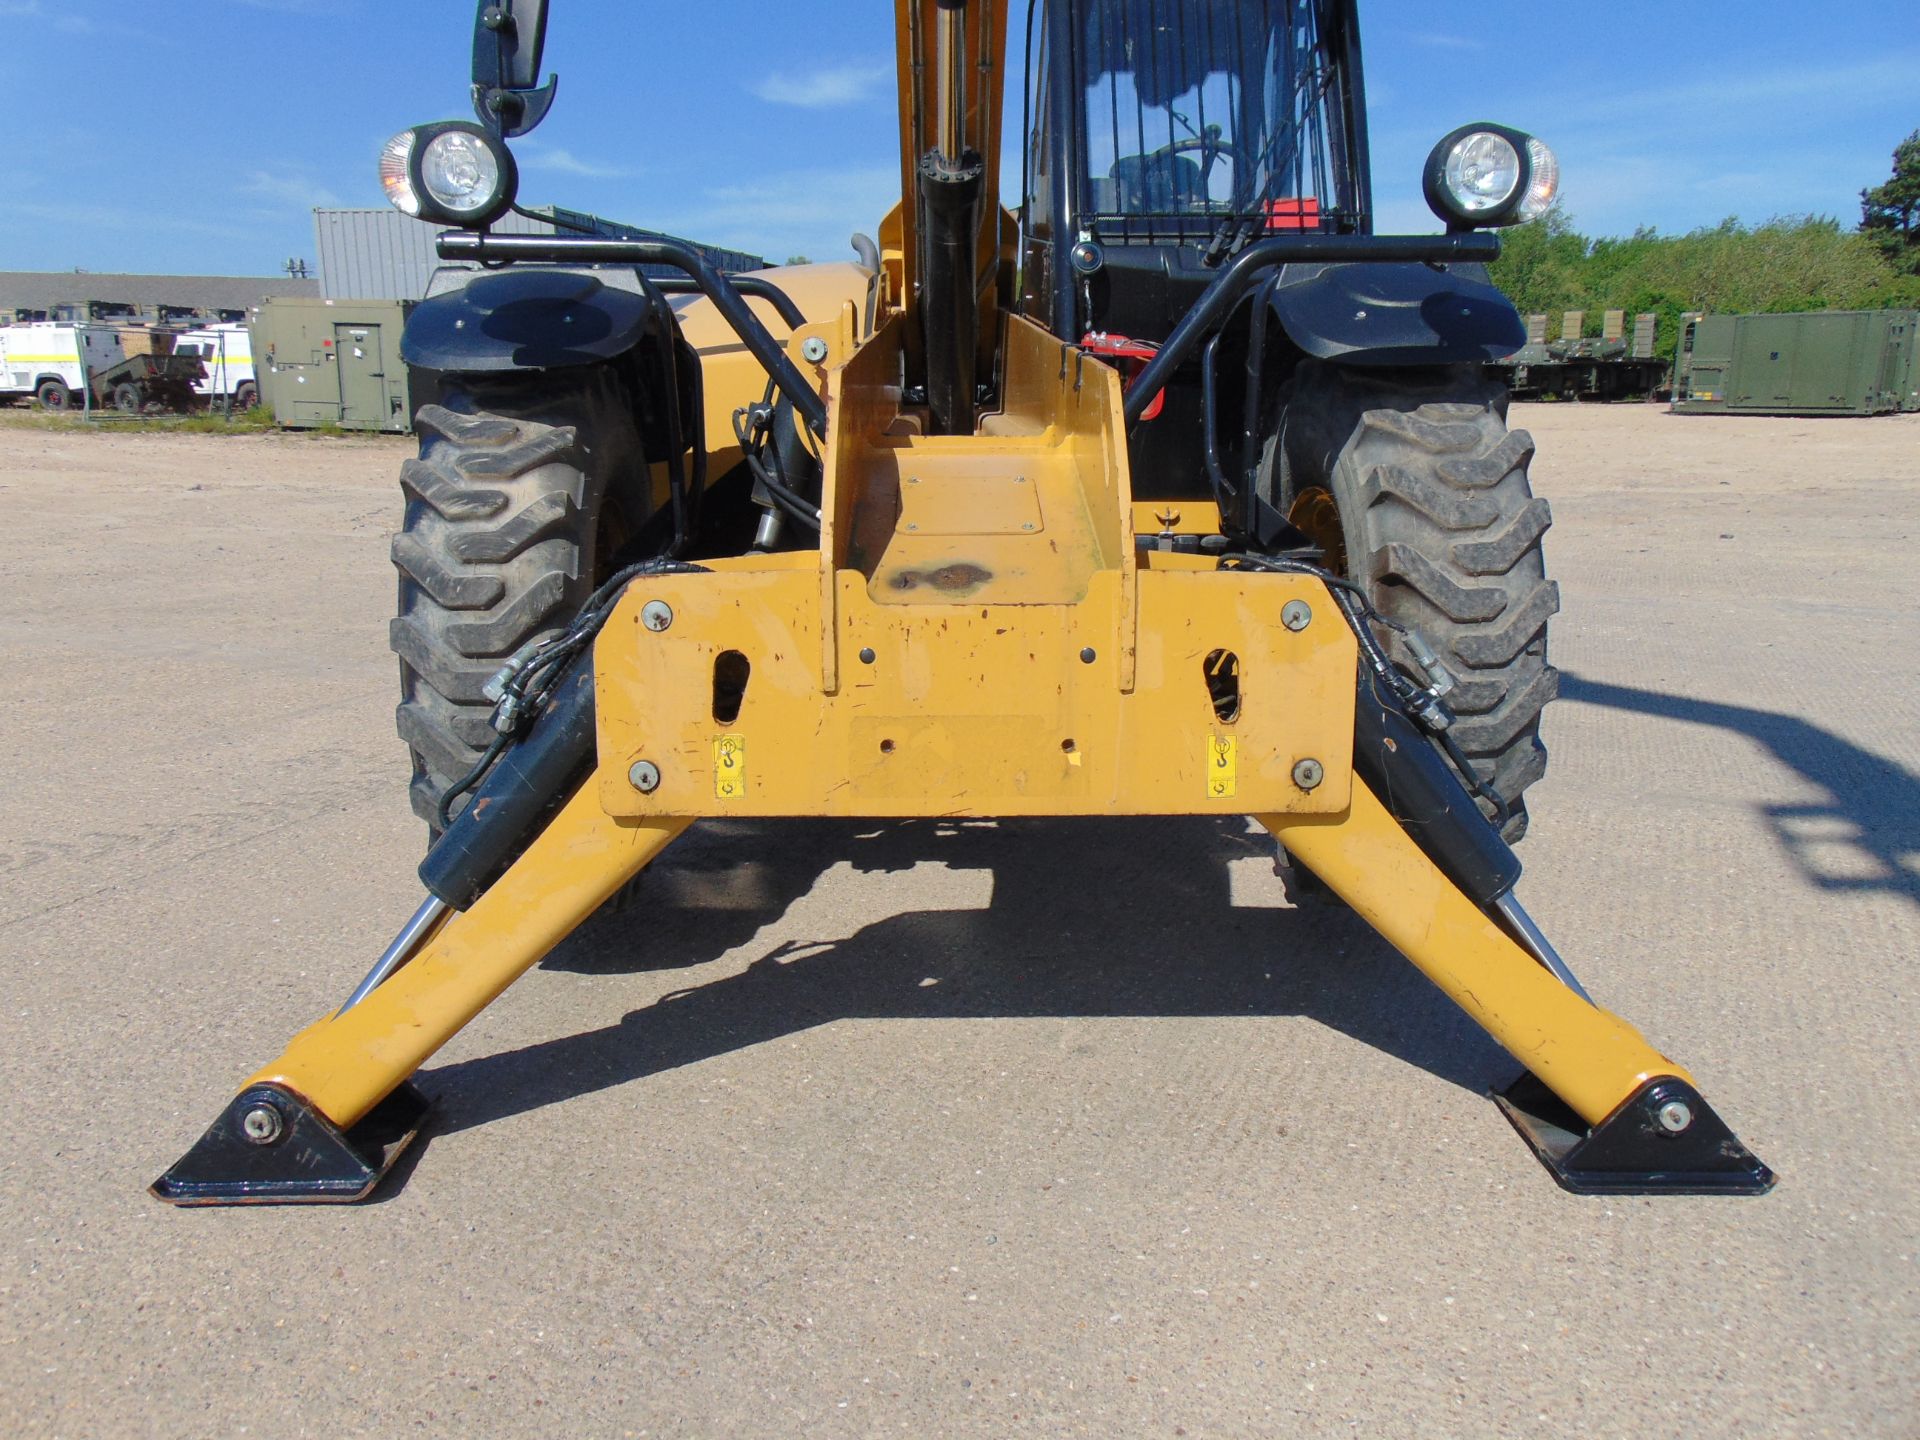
[595,565,1355,819]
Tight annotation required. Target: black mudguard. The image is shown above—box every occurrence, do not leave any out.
[400,265,668,373]
[1268,260,1524,367]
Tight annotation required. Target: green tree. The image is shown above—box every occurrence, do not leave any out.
[784,254,812,266]
[1488,211,1914,356]
[1860,129,1920,275]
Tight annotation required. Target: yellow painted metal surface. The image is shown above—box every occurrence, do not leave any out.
[593,564,1355,818]
[1262,787,1692,1127]
[595,302,1356,820]
[248,789,689,1129]
[673,261,875,482]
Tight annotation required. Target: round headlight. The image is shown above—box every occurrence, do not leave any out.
[1423,123,1549,230]
[1444,133,1521,215]
[376,121,517,229]
[421,130,503,216]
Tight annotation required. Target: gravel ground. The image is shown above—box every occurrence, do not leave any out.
[0,407,1915,1438]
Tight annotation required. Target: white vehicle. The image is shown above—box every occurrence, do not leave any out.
[0,322,125,410]
[175,323,259,410]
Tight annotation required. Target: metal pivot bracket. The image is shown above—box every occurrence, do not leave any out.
[1494,1071,1775,1197]
[151,1082,430,1206]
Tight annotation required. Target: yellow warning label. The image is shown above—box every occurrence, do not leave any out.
[1207,734,1237,799]
[714,735,747,799]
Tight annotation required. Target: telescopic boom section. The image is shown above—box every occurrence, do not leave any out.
[896,0,1009,434]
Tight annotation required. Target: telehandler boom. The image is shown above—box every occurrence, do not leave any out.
[155,0,1771,1203]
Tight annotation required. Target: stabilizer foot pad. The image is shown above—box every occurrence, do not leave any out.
[1494,1072,1775,1196]
[152,1083,431,1207]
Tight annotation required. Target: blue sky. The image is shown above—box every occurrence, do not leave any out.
[1,0,1914,276]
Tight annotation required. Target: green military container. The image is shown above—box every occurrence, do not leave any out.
[1674,310,1919,417]
[1892,313,1920,413]
[250,297,415,432]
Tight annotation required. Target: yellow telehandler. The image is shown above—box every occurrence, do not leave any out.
[155,0,1771,1203]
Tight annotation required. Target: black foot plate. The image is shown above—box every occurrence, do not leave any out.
[152,1082,431,1206]
[1494,1072,1774,1196]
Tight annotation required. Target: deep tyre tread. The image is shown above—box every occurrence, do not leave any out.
[1284,363,1558,841]
[391,371,645,830]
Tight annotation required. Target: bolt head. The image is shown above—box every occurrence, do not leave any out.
[628,760,662,794]
[1657,1099,1694,1134]
[1281,599,1313,632]
[1079,647,1097,664]
[801,336,830,363]
[641,600,673,632]
[1292,758,1325,791]
[858,647,876,665]
[240,1103,284,1146]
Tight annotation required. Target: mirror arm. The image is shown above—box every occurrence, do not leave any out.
[470,1,557,138]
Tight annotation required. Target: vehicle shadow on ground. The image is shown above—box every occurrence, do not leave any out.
[1562,673,1920,909]
[425,815,1512,1136]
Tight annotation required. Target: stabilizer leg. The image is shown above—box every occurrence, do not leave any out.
[1262,783,1772,1196]
[154,781,689,1205]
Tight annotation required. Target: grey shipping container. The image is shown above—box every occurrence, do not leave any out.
[251,297,415,432]
[1674,310,1919,417]
[313,208,558,301]
[313,207,767,302]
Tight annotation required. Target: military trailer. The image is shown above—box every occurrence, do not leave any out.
[251,297,416,432]
[1498,308,1668,401]
[1673,310,1919,417]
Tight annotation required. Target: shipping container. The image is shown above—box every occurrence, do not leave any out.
[313,207,767,302]
[1674,311,1919,417]
[251,297,415,432]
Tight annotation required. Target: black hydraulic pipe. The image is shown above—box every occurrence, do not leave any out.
[917,151,986,435]
[418,651,599,911]
[437,231,828,436]
[1199,333,1233,513]
[1237,274,1280,538]
[646,273,808,331]
[1351,670,1521,908]
[1120,232,1503,427]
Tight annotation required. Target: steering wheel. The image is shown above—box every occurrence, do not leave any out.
[1143,129,1240,196]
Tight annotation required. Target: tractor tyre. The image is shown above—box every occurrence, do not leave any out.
[1275,362,1558,841]
[389,368,648,832]
[35,378,71,411]
[112,382,143,414]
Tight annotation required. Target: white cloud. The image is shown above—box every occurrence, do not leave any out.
[3,0,151,32]
[1553,53,1918,129]
[13,201,239,239]
[242,171,339,209]
[658,165,901,265]
[750,63,893,110]
[515,143,635,180]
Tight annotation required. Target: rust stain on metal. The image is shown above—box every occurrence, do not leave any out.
[888,562,994,594]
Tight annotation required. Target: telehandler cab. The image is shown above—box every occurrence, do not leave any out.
[155,0,1772,1203]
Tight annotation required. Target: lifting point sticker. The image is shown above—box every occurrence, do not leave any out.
[714,735,746,800]
[1208,734,1236,799]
